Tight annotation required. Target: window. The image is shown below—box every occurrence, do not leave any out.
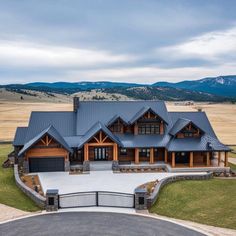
[183,132,194,137]
[139,148,150,157]
[120,148,127,156]
[138,124,160,134]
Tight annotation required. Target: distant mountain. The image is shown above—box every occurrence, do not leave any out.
[0,75,235,101]
[102,86,228,102]
[27,81,142,90]
[153,75,236,97]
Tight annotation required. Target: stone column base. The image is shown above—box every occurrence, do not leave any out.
[65,160,70,171]
[83,160,90,172]
[112,160,119,171]
[23,160,29,173]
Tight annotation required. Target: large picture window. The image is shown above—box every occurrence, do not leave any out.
[138,124,160,134]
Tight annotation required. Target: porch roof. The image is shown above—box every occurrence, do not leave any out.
[116,134,171,148]
[167,134,230,152]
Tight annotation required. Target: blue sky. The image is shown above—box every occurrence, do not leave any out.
[0,0,236,84]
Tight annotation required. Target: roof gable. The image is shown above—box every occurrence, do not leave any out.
[18,125,72,156]
[76,101,170,135]
[78,122,122,148]
[169,118,204,136]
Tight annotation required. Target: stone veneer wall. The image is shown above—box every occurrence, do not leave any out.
[146,172,213,209]
[14,164,46,208]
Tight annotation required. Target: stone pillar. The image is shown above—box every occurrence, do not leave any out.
[190,152,193,168]
[171,152,175,168]
[83,161,90,172]
[164,149,168,163]
[135,148,139,164]
[46,189,59,212]
[206,152,210,167]
[150,148,154,164]
[224,152,228,167]
[218,151,221,166]
[64,159,70,171]
[23,159,29,173]
[112,160,119,171]
[134,188,148,210]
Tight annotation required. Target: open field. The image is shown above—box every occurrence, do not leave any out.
[0,144,40,211]
[150,179,236,229]
[0,101,235,144]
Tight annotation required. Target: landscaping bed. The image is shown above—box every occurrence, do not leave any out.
[21,175,44,196]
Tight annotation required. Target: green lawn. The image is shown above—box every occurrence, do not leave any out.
[0,144,40,212]
[150,179,236,229]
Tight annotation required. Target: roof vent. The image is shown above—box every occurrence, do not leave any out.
[73,97,79,113]
[207,142,213,150]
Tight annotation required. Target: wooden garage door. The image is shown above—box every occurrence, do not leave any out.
[29,157,65,172]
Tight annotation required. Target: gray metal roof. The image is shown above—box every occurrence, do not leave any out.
[76,101,170,135]
[169,112,216,138]
[167,134,230,152]
[24,111,76,143]
[13,127,28,146]
[13,101,229,153]
[116,134,171,148]
[78,122,123,148]
[18,125,72,156]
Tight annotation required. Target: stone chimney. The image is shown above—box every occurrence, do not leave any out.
[73,96,79,112]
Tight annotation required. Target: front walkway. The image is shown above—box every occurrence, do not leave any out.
[38,171,206,195]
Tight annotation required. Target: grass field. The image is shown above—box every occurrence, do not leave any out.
[0,101,235,144]
[150,179,236,229]
[0,144,40,211]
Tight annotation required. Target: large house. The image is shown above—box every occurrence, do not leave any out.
[13,98,230,173]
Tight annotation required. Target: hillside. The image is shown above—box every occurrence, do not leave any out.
[102,86,228,102]
[154,75,236,97]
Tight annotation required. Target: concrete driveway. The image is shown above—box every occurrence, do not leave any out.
[38,171,206,194]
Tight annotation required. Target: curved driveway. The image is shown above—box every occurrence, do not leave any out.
[0,212,205,236]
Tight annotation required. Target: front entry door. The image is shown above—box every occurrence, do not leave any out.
[94,147,107,161]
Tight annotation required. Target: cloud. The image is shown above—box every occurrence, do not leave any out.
[159,26,236,61]
[0,40,135,68]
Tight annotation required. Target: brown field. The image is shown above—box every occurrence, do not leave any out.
[0,101,235,144]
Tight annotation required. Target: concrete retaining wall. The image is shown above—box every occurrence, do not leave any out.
[14,164,46,209]
[147,172,213,209]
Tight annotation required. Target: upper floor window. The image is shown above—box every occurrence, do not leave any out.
[138,124,160,134]
[110,123,122,133]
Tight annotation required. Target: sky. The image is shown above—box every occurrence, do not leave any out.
[0,0,236,84]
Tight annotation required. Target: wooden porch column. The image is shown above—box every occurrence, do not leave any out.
[189,152,193,168]
[171,152,175,168]
[113,144,118,161]
[206,152,210,167]
[218,151,221,166]
[84,144,89,161]
[150,148,154,164]
[224,152,228,167]
[164,149,168,163]
[135,148,139,164]
[134,123,138,135]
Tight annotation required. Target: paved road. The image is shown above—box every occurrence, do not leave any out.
[0,212,205,236]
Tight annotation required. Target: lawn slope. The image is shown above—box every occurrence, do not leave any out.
[150,179,236,229]
[0,144,40,211]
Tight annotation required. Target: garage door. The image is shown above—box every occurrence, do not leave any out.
[29,157,65,172]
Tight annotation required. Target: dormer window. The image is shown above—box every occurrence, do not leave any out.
[138,124,160,134]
